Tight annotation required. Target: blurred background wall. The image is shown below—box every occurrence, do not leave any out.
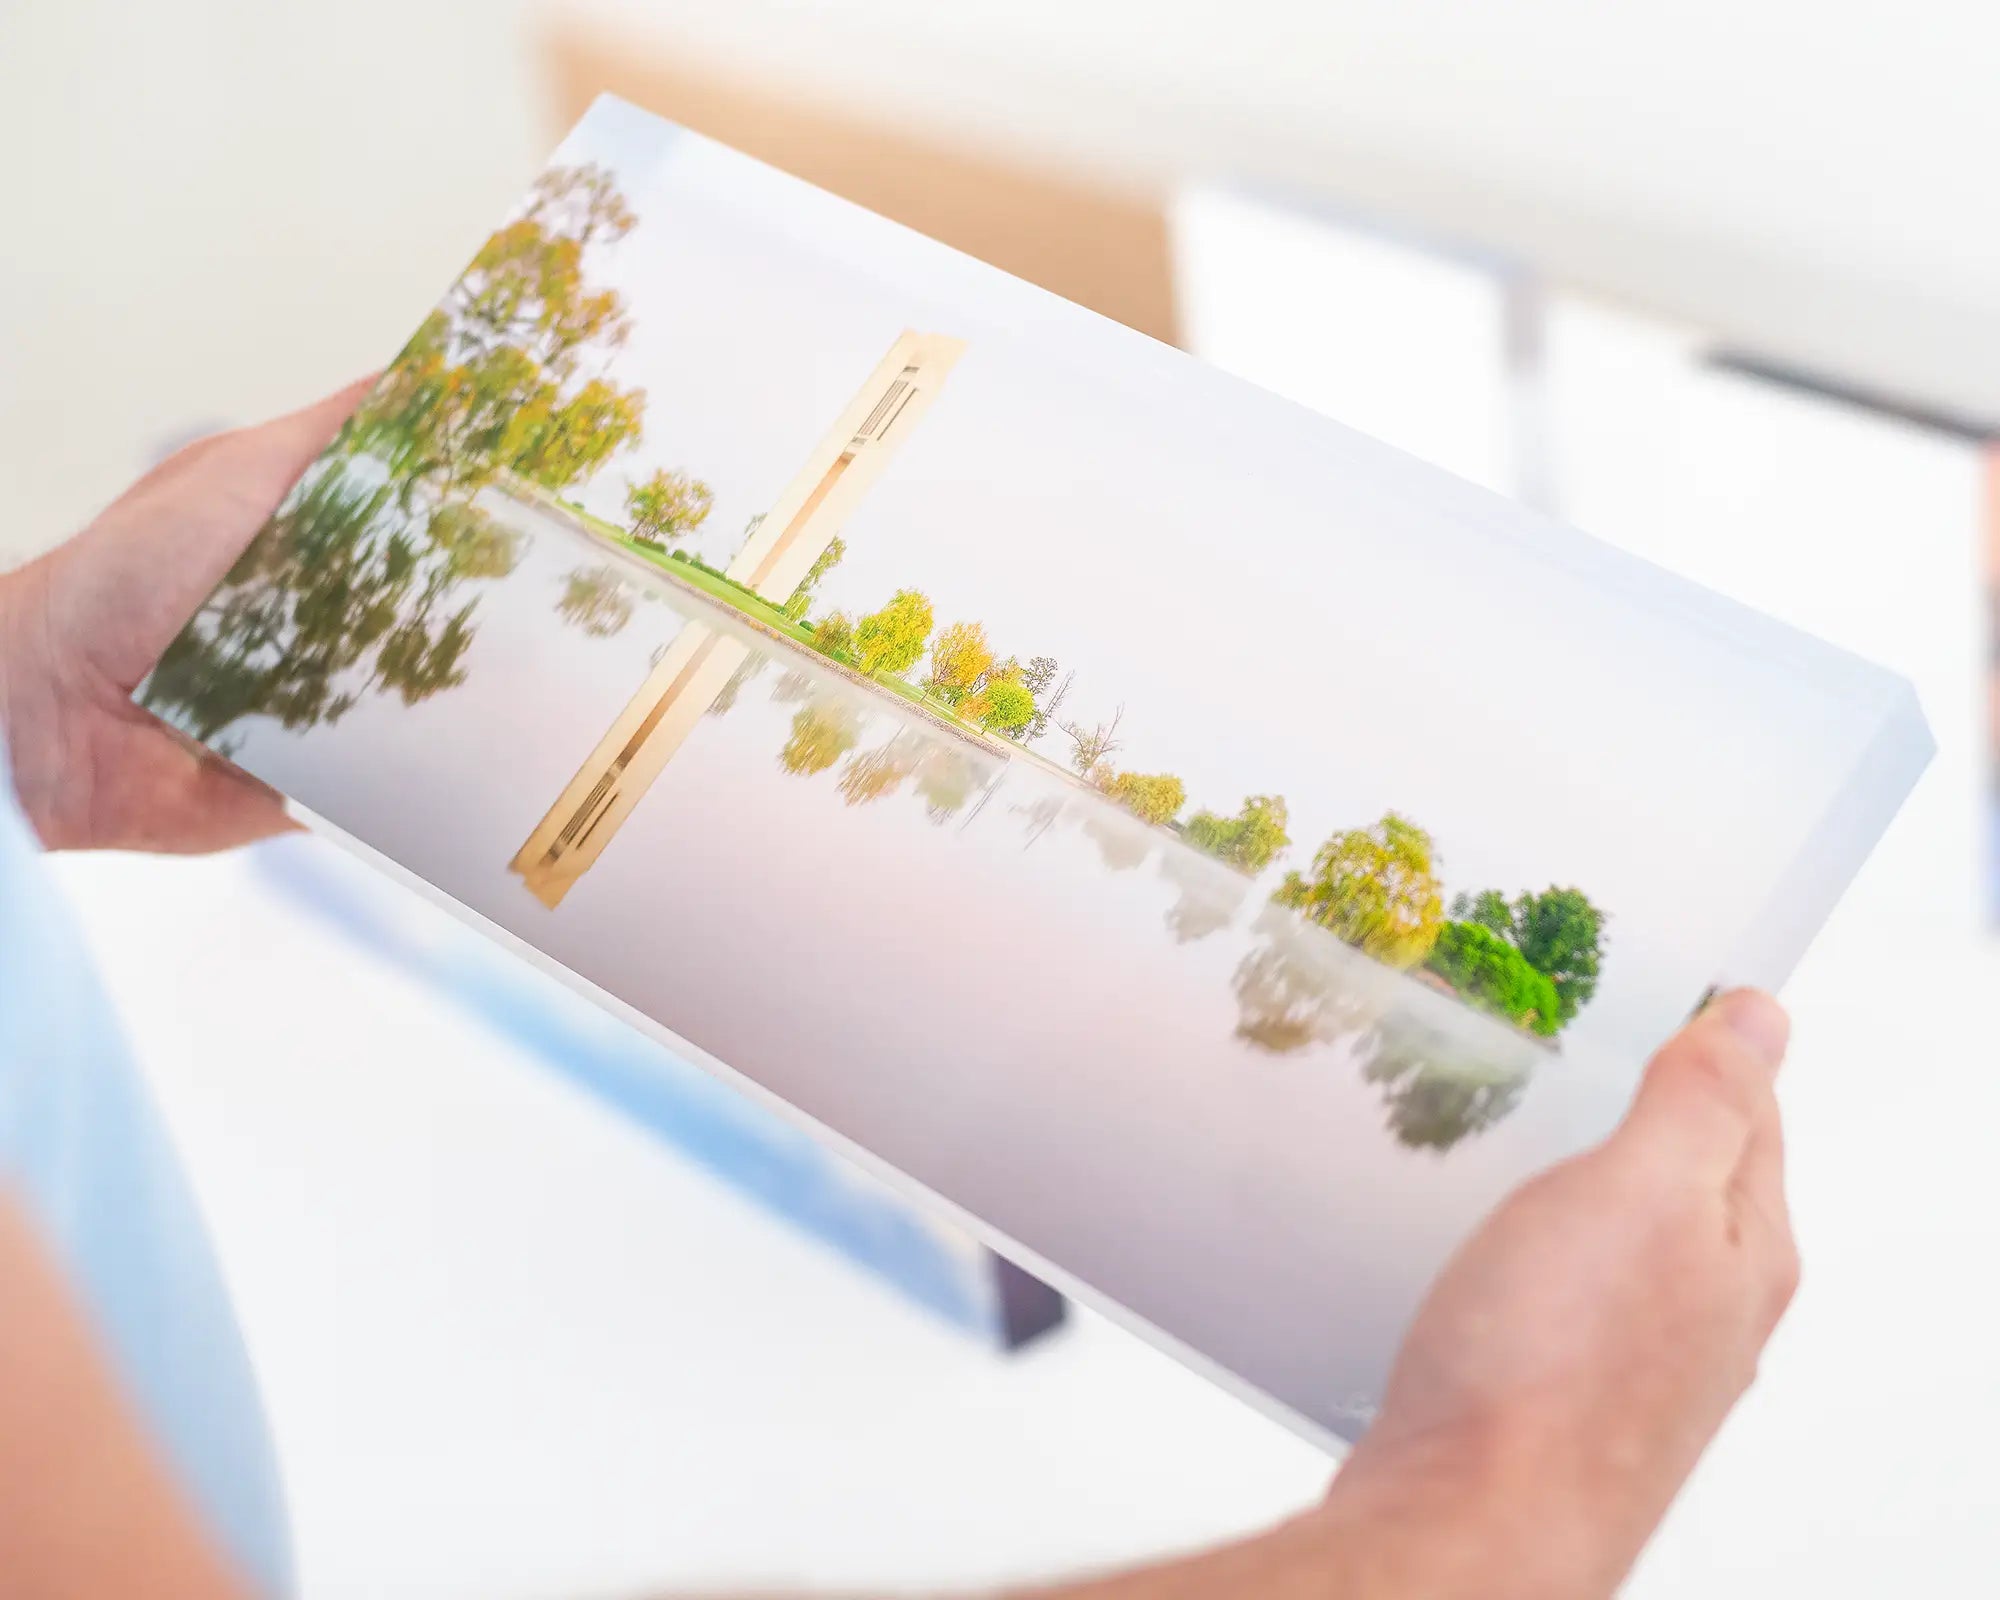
[3,2,1998,1597]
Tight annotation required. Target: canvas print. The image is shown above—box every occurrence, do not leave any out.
[142,97,1926,1443]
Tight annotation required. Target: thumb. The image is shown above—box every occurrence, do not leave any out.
[1613,989,1790,1185]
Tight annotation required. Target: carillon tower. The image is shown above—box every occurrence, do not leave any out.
[510,330,965,907]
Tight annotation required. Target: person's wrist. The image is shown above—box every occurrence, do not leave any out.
[1301,1409,1638,1600]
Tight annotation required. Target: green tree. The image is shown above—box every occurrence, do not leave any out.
[1107,770,1187,827]
[1274,812,1445,970]
[782,534,846,622]
[1510,887,1607,1022]
[555,565,634,637]
[962,677,1035,733]
[1019,655,1059,698]
[1447,885,1607,1024]
[626,468,714,546]
[1183,793,1291,873]
[1424,922,1562,1037]
[1456,889,1514,936]
[853,589,934,678]
[926,619,993,702]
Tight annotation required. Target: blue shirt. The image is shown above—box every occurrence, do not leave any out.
[0,757,292,1594]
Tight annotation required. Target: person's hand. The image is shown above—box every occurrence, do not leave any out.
[1310,987,1798,1598]
[0,381,371,853]
[1033,990,1796,1600]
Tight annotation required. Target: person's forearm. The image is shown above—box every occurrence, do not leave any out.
[1015,1423,1636,1600]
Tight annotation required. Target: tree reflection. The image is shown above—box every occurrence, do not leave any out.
[838,730,925,806]
[1361,1009,1531,1151]
[769,668,819,704]
[1231,906,1380,1053]
[916,747,999,827]
[1158,849,1249,944]
[706,654,768,717]
[1009,791,1065,845]
[142,454,488,743]
[1231,905,1533,1151]
[1081,807,1150,873]
[555,564,634,637]
[778,699,864,777]
[429,500,526,580]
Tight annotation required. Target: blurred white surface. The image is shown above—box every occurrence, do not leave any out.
[6,1,2000,1595]
[552,0,2000,423]
[0,0,541,560]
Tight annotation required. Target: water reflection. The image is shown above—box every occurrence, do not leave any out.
[555,564,635,637]
[155,466,1551,1159]
[141,451,498,748]
[496,530,1549,1153]
[1232,904,1540,1150]
[779,699,865,777]
[837,729,927,807]
[1159,848,1251,944]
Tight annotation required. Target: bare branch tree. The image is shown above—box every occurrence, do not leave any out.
[1059,702,1124,775]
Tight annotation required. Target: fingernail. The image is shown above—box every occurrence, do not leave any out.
[1711,988,1790,1069]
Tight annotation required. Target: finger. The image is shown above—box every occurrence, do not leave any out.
[1614,989,1790,1185]
[93,720,301,855]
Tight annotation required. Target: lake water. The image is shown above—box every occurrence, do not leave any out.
[156,483,1631,1441]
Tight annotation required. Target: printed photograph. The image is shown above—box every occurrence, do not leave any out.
[143,97,1922,1440]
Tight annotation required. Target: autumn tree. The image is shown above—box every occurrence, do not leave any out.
[626,468,714,546]
[926,619,994,702]
[1274,812,1445,970]
[1184,794,1291,874]
[811,610,855,661]
[783,533,845,622]
[350,163,647,499]
[853,589,934,678]
[1108,770,1187,827]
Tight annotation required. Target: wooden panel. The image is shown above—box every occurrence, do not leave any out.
[541,25,1179,345]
